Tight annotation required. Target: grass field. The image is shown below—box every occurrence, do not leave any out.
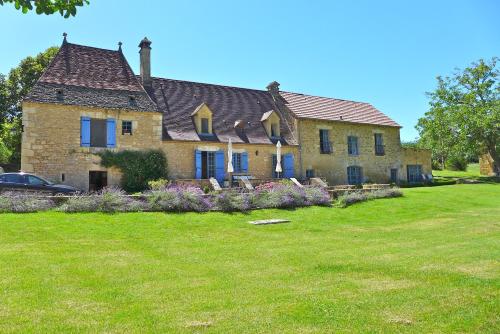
[433,163,481,179]
[0,184,499,333]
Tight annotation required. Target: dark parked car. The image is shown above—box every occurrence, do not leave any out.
[0,173,80,195]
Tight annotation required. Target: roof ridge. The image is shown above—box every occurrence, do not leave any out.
[281,90,372,105]
[65,42,120,53]
[151,76,269,94]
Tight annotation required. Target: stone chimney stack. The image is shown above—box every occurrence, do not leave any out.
[138,37,152,88]
[266,81,280,95]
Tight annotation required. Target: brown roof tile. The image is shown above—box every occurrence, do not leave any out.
[149,78,297,145]
[280,91,400,127]
[26,42,157,111]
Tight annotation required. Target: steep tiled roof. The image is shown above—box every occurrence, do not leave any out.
[25,42,157,112]
[280,91,400,127]
[149,78,297,144]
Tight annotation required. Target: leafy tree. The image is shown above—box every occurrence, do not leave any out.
[0,0,89,18]
[417,57,499,174]
[0,46,58,164]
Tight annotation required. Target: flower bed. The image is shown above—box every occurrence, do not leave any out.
[0,182,332,213]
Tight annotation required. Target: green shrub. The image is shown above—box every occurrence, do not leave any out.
[335,188,403,208]
[148,178,169,191]
[98,149,168,193]
[447,156,468,171]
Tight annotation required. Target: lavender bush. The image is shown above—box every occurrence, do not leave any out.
[304,186,331,206]
[213,190,252,212]
[0,192,55,213]
[146,184,211,212]
[59,187,146,213]
[336,187,403,208]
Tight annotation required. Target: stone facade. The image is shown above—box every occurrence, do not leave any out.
[295,118,419,184]
[21,102,299,190]
[21,100,432,190]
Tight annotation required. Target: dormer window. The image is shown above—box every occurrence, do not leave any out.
[271,123,278,137]
[201,118,209,134]
[191,103,213,136]
[261,110,281,139]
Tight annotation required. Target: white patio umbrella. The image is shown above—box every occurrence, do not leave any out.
[275,140,282,178]
[227,138,234,173]
[227,138,234,187]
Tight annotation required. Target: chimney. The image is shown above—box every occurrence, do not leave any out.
[266,81,280,96]
[138,37,152,88]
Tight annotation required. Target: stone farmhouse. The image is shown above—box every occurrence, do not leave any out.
[21,36,431,191]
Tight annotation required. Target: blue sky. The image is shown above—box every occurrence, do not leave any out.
[1,0,498,140]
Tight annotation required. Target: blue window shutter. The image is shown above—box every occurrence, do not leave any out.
[106,118,116,148]
[215,150,225,184]
[195,150,202,179]
[80,117,90,147]
[241,152,248,173]
[283,153,294,178]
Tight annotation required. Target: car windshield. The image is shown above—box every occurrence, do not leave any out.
[23,174,53,185]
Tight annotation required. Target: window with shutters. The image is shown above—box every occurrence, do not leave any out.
[90,119,107,148]
[319,129,332,154]
[347,166,363,185]
[347,136,359,155]
[232,153,242,173]
[374,133,385,155]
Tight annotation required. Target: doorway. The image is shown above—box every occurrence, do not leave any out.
[201,151,216,179]
[89,171,107,192]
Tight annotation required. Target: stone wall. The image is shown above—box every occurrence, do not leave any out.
[401,148,432,179]
[479,153,496,176]
[22,102,163,190]
[296,119,405,184]
[21,102,299,190]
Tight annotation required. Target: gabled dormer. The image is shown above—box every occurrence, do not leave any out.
[191,103,213,135]
[261,110,281,138]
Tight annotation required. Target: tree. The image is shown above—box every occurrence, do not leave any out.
[417,57,499,174]
[0,0,89,17]
[0,46,59,164]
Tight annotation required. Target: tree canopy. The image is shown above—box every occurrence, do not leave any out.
[0,46,59,164]
[417,57,499,173]
[0,0,88,17]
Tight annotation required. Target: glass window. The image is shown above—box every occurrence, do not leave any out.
[27,175,46,185]
[306,169,315,178]
[271,123,279,137]
[374,133,385,155]
[207,151,216,178]
[319,129,332,154]
[390,168,398,183]
[4,174,22,183]
[348,136,358,155]
[201,118,210,134]
[122,121,132,135]
[347,166,362,185]
[407,165,422,183]
[232,153,242,173]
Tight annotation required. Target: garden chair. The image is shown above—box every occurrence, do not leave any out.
[209,177,222,191]
[290,178,304,188]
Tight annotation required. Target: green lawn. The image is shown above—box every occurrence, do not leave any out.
[433,163,481,179]
[1,185,499,333]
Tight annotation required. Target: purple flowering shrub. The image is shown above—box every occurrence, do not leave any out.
[304,186,331,206]
[213,190,252,212]
[146,184,211,212]
[0,192,55,213]
[59,187,146,213]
